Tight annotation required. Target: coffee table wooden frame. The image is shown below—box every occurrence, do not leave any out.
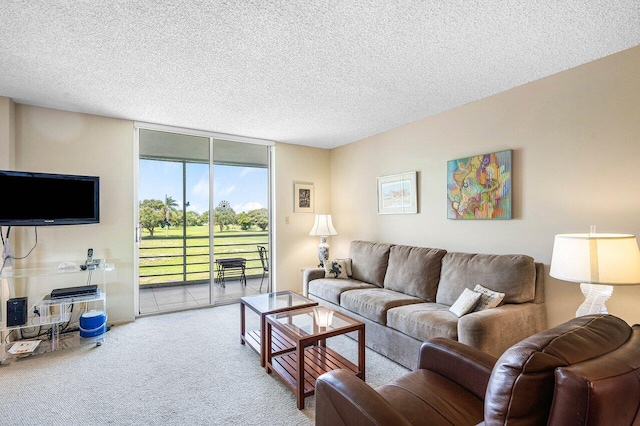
[240,291,317,367]
[265,306,365,409]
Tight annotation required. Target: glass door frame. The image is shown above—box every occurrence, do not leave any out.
[133,122,275,317]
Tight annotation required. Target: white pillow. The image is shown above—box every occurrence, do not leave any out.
[472,284,505,312]
[334,258,353,276]
[449,288,481,317]
[324,259,348,279]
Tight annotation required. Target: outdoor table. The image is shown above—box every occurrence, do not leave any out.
[215,257,246,287]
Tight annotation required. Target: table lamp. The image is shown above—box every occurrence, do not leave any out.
[309,214,338,267]
[313,306,334,328]
[550,228,640,317]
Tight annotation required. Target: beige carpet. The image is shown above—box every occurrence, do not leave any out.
[0,303,409,425]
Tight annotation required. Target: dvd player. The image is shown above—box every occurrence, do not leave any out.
[50,285,98,299]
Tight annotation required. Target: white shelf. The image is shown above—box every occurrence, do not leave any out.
[0,261,112,364]
[1,262,115,279]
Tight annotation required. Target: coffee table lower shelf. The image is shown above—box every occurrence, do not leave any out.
[245,329,296,357]
[270,346,362,397]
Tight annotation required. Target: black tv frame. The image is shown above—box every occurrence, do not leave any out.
[0,170,100,226]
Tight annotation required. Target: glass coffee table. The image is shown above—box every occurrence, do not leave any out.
[265,306,365,409]
[240,291,317,367]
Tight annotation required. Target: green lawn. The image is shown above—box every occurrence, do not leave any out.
[140,225,268,285]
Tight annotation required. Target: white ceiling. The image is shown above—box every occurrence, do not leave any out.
[1,1,639,149]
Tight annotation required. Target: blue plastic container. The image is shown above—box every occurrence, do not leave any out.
[79,310,107,338]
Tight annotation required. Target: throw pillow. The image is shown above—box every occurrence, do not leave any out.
[449,288,481,317]
[472,284,506,312]
[324,259,348,279]
[334,258,353,276]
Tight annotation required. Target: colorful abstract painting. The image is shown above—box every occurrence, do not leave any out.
[447,150,512,219]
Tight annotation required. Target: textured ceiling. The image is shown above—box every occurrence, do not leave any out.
[1,1,639,149]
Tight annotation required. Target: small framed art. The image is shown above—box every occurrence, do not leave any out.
[377,171,418,214]
[294,183,314,213]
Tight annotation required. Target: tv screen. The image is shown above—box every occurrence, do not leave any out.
[0,170,100,226]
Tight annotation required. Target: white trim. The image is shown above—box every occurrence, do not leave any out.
[134,121,275,146]
[269,145,276,291]
[209,137,215,304]
[267,145,277,292]
[133,126,140,317]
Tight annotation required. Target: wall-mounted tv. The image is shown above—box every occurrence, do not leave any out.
[0,170,100,226]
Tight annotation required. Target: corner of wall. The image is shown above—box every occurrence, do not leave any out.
[0,96,16,169]
[274,142,332,292]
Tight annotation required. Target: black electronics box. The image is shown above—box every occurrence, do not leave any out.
[7,297,28,327]
[50,285,98,299]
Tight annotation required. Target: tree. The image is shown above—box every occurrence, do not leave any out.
[139,199,164,237]
[200,211,210,225]
[237,212,253,231]
[162,195,179,235]
[186,210,202,226]
[162,195,179,223]
[169,211,183,228]
[249,208,269,231]
[214,206,237,232]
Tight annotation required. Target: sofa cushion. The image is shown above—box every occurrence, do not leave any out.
[472,284,505,312]
[340,288,423,325]
[383,245,447,302]
[335,258,353,276]
[387,303,459,342]
[449,288,482,317]
[308,278,377,305]
[436,253,536,306]
[324,259,349,279]
[349,241,393,287]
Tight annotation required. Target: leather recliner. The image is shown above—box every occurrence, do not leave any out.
[315,314,640,426]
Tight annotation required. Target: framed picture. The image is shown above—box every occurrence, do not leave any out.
[447,149,512,219]
[377,171,418,214]
[294,183,314,213]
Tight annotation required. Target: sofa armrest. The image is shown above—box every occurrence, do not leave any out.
[303,267,325,296]
[458,302,547,358]
[419,338,496,400]
[315,369,412,426]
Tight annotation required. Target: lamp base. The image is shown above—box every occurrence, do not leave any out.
[317,237,329,268]
[576,283,613,317]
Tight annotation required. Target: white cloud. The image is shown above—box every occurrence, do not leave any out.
[191,177,209,197]
[240,168,254,177]
[218,185,236,196]
[233,202,264,213]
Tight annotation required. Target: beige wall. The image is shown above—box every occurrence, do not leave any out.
[1,104,327,323]
[2,45,638,330]
[273,142,332,291]
[330,46,640,328]
[0,97,15,169]
[12,105,135,324]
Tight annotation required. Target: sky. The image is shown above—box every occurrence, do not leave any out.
[139,160,268,214]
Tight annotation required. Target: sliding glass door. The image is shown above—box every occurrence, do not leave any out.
[135,127,271,315]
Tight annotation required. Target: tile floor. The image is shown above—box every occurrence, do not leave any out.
[138,276,268,315]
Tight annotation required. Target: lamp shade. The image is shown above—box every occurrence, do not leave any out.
[550,233,640,285]
[309,214,338,237]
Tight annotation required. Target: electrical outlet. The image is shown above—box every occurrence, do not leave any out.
[285,216,290,225]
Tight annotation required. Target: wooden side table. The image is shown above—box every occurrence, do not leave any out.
[240,291,317,367]
[265,306,365,409]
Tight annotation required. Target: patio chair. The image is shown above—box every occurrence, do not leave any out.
[257,245,269,292]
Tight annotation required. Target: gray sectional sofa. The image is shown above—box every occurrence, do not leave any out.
[303,240,547,369]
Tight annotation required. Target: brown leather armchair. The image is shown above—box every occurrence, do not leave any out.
[316,314,640,426]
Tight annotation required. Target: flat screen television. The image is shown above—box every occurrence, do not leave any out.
[0,170,100,226]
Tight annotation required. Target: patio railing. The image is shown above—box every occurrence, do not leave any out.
[139,231,268,286]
